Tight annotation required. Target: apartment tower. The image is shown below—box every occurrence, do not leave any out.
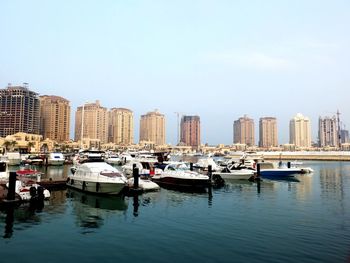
[180,115,200,147]
[233,115,255,146]
[40,95,70,142]
[139,110,165,145]
[0,84,40,137]
[108,108,134,145]
[289,113,311,148]
[75,100,108,143]
[259,117,278,148]
[318,116,338,147]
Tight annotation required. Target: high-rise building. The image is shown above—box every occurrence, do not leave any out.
[139,110,165,145]
[233,115,255,146]
[74,100,108,144]
[0,84,40,137]
[108,108,134,145]
[341,129,349,144]
[180,115,200,147]
[259,117,278,148]
[318,116,338,147]
[289,113,311,148]
[40,95,70,142]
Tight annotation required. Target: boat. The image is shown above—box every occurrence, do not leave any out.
[67,158,127,195]
[47,152,65,166]
[16,165,42,179]
[213,167,255,180]
[0,159,9,181]
[6,152,22,166]
[24,155,44,166]
[6,179,50,201]
[193,158,220,171]
[122,160,162,178]
[127,177,160,191]
[257,162,303,178]
[152,163,210,188]
[105,154,121,165]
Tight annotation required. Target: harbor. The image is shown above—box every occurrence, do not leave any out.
[0,158,349,262]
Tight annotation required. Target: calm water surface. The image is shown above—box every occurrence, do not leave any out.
[1,161,350,263]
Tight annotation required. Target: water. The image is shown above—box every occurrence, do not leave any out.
[1,161,350,263]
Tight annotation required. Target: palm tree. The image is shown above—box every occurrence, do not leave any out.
[27,141,35,153]
[3,141,11,151]
[9,141,17,151]
[41,143,48,153]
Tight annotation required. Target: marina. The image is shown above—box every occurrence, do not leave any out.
[0,159,349,262]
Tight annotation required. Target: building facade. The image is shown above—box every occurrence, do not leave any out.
[259,117,278,148]
[289,113,312,148]
[180,115,200,147]
[74,100,108,144]
[0,84,40,137]
[40,95,70,142]
[108,108,134,145]
[139,110,165,145]
[318,116,338,147]
[341,129,349,144]
[233,115,255,146]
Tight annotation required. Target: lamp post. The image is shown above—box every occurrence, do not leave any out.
[80,102,86,149]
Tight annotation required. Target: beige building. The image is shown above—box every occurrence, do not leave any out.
[108,108,134,145]
[318,116,338,147]
[140,110,165,145]
[75,100,108,144]
[180,115,200,147]
[40,95,70,142]
[233,115,255,146]
[259,117,278,148]
[289,113,311,148]
[3,132,43,153]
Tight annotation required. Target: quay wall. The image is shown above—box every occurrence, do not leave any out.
[260,152,350,161]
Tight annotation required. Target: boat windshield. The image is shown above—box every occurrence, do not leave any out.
[100,171,122,178]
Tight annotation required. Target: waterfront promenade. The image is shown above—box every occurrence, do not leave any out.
[259,151,350,161]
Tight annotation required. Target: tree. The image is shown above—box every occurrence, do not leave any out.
[27,141,35,153]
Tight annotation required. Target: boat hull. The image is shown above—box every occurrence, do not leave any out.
[48,159,65,166]
[152,176,210,188]
[67,178,125,195]
[260,168,301,178]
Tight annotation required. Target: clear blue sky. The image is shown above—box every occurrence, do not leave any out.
[1,0,349,145]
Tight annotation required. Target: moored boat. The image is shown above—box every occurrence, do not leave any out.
[152,163,210,188]
[47,152,65,166]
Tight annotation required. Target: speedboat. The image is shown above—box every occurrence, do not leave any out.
[5,152,22,166]
[7,179,50,201]
[152,163,210,188]
[213,167,255,180]
[67,161,127,195]
[47,153,65,166]
[257,162,302,178]
[0,159,9,181]
[122,160,162,178]
[105,154,121,165]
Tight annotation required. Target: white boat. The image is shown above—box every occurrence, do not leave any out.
[48,153,65,166]
[15,181,50,201]
[213,168,255,180]
[122,160,162,178]
[194,158,219,171]
[127,178,160,191]
[67,161,127,195]
[6,152,22,166]
[105,155,121,165]
[152,163,210,188]
[0,159,9,181]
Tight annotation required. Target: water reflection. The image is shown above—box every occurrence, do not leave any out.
[67,189,128,233]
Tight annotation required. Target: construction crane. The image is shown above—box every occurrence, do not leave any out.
[174,112,184,145]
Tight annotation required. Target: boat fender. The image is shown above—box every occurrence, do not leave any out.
[70,179,74,185]
[96,182,100,193]
[66,177,70,183]
[82,181,86,191]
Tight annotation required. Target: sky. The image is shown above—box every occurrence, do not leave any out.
[0,0,349,145]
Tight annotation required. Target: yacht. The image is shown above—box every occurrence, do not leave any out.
[152,163,210,188]
[0,159,9,181]
[67,160,127,195]
[48,152,65,166]
[6,152,22,166]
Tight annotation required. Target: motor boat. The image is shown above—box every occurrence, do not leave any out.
[0,159,9,181]
[122,160,162,178]
[105,154,121,165]
[193,158,220,171]
[127,177,160,191]
[152,163,210,188]
[16,165,42,179]
[213,166,255,180]
[47,152,65,166]
[7,179,50,201]
[257,162,305,178]
[24,155,44,166]
[67,161,127,195]
[5,152,22,166]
